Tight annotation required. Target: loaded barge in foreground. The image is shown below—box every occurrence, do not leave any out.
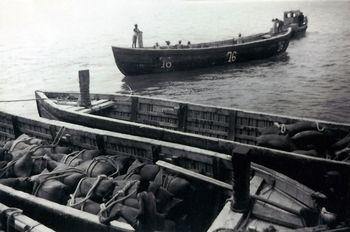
[112,28,291,76]
[0,111,349,231]
[35,83,350,192]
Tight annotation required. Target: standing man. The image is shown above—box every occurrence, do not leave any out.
[138,31,143,48]
[132,24,140,48]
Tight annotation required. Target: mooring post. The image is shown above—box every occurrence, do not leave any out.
[78,70,91,107]
[231,146,251,213]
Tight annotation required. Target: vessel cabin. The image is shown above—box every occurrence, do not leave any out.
[283,10,306,25]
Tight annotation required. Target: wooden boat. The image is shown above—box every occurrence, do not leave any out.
[111,28,292,76]
[0,202,54,232]
[35,90,350,190]
[0,110,348,231]
[283,10,308,38]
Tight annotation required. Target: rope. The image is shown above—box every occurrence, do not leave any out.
[32,167,86,196]
[0,98,47,103]
[122,161,145,180]
[273,122,286,134]
[0,160,17,178]
[32,167,85,179]
[51,127,66,146]
[9,137,33,152]
[62,151,79,164]
[122,83,134,100]
[86,156,120,177]
[315,121,325,132]
[1,207,23,232]
[68,175,107,208]
[62,150,86,166]
[99,180,139,217]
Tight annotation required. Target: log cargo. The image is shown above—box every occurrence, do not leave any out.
[111,28,292,76]
[35,90,350,192]
[0,111,348,231]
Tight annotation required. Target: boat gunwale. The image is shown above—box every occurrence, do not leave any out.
[35,91,350,169]
[111,28,292,52]
[38,90,350,128]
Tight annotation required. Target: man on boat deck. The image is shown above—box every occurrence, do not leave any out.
[176,40,183,49]
[277,19,284,32]
[132,24,140,48]
[165,41,171,48]
[153,42,160,49]
[298,12,305,26]
[271,19,279,34]
[138,31,143,48]
[237,33,243,44]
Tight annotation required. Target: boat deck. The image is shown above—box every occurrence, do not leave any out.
[53,99,115,114]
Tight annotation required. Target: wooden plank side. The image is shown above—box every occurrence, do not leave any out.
[0,184,134,232]
[252,202,304,228]
[79,101,115,114]
[186,117,229,127]
[42,91,350,130]
[137,110,178,119]
[137,97,179,108]
[0,202,55,232]
[253,164,318,207]
[187,105,231,115]
[186,125,228,137]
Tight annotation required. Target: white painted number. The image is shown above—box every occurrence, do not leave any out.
[161,60,172,69]
[160,57,172,69]
[226,51,238,63]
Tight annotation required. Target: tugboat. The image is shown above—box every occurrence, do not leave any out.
[282,10,308,38]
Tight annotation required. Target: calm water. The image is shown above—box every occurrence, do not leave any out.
[0,0,349,123]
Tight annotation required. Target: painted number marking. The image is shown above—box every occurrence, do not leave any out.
[226,51,238,63]
[160,57,172,69]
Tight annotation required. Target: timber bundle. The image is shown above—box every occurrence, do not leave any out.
[257,121,350,161]
[0,134,197,231]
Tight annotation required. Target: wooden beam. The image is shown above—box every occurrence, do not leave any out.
[156,160,232,190]
[79,101,115,114]
[78,70,91,107]
[0,202,55,232]
[0,184,134,232]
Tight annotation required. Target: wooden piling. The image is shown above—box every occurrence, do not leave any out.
[78,70,91,107]
[231,146,251,213]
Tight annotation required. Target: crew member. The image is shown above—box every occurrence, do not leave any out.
[132,24,140,48]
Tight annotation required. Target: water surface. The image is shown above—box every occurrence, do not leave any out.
[0,0,349,123]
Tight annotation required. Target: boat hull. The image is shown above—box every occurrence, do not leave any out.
[35,91,350,197]
[289,24,307,38]
[112,29,291,76]
[0,110,337,231]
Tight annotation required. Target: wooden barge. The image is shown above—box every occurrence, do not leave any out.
[35,89,350,192]
[111,28,291,76]
[0,111,348,231]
